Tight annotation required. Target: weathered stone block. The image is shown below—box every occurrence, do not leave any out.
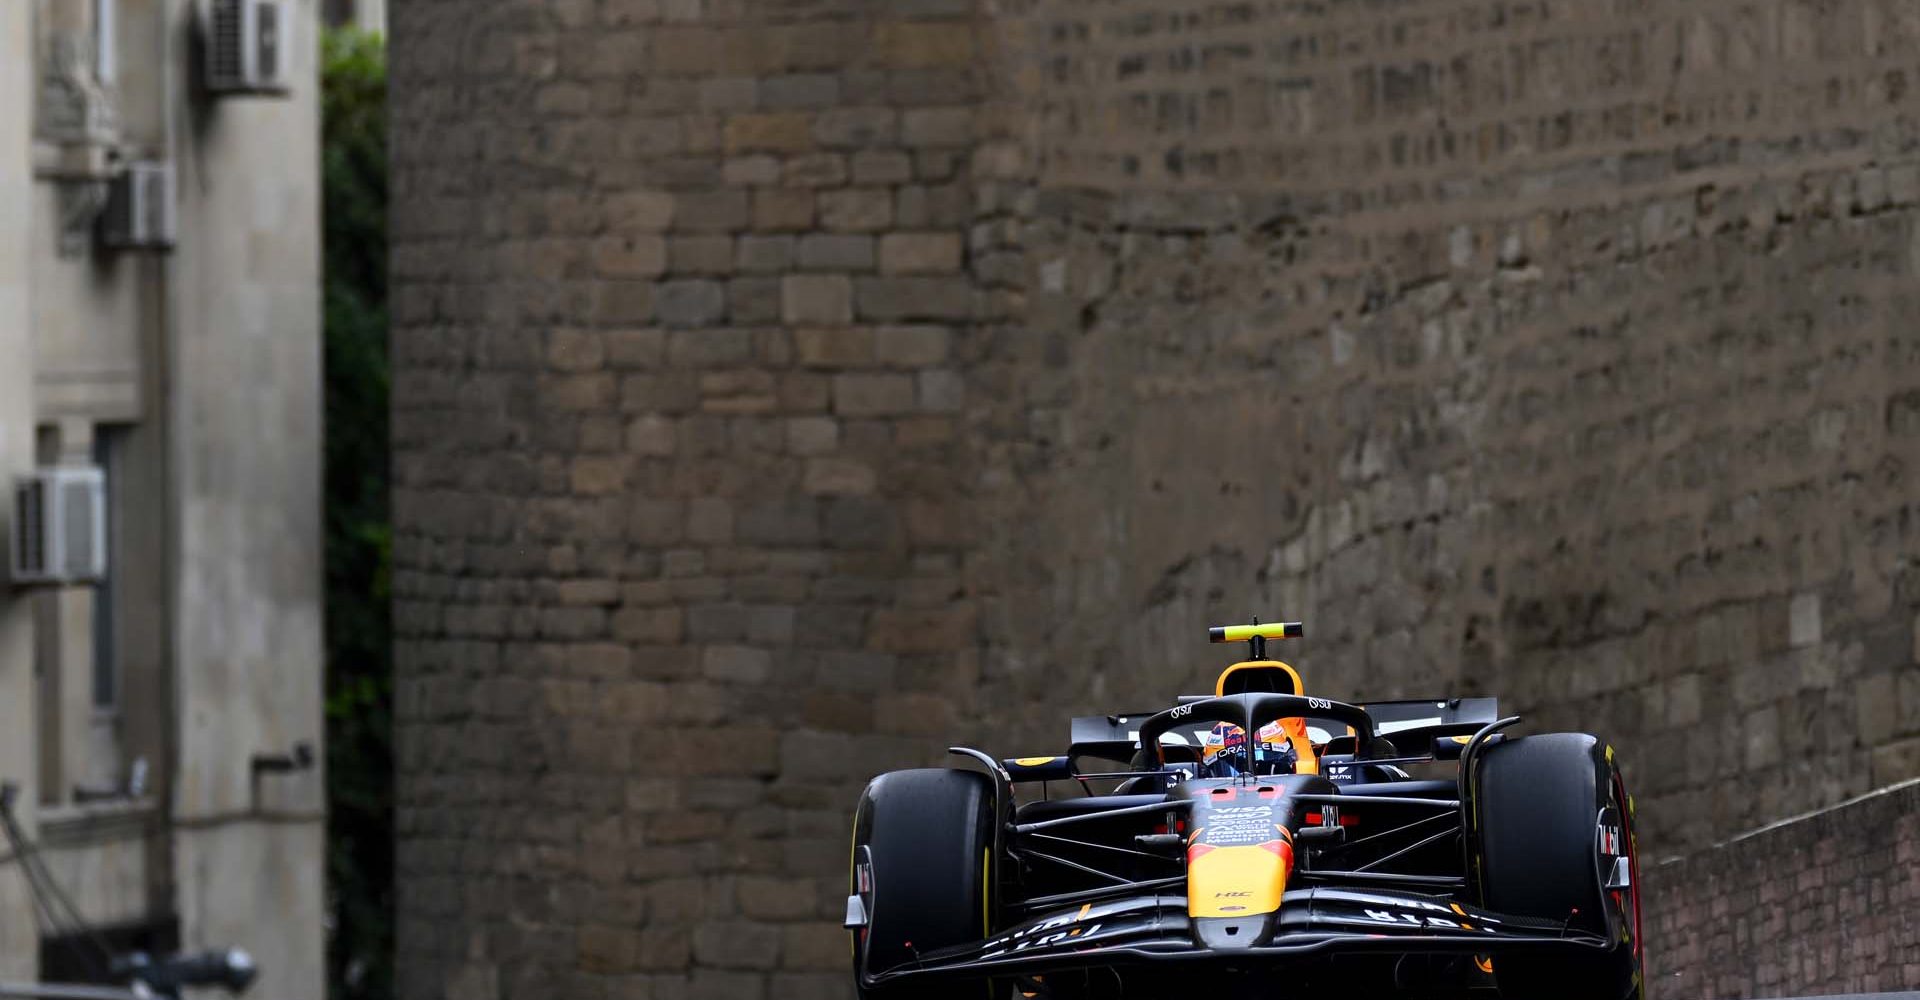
[621,373,700,414]
[1860,672,1899,746]
[702,645,771,684]
[606,191,677,232]
[916,369,963,411]
[666,329,755,367]
[823,496,897,549]
[870,23,974,69]
[736,877,815,920]
[803,458,876,496]
[854,277,971,321]
[793,327,874,368]
[655,280,728,327]
[607,329,667,369]
[723,112,813,153]
[894,183,969,227]
[900,107,972,147]
[670,191,749,233]
[691,925,779,971]
[786,417,839,455]
[723,154,783,186]
[687,497,734,543]
[571,456,630,495]
[549,329,608,372]
[817,189,893,232]
[783,153,848,188]
[879,232,963,274]
[667,235,734,276]
[593,235,669,278]
[796,234,875,272]
[1791,593,1823,648]
[736,499,821,546]
[593,282,658,324]
[874,325,950,366]
[735,235,795,273]
[626,499,686,545]
[727,278,782,325]
[578,926,639,974]
[752,188,816,232]
[540,374,618,413]
[813,107,897,149]
[759,73,841,110]
[781,275,855,325]
[851,150,914,185]
[612,607,684,644]
[831,373,915,415]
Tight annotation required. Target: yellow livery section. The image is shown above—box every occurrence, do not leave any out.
[1208,622,1304,644]
[1186,836,1293,918]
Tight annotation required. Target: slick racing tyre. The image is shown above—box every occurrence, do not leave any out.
[850,768,1005,1000]
[1474,733,1643,1000]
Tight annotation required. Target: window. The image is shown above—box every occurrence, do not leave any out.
[34,422,130,806]
[91,428,118,713]
[94,0,116,86]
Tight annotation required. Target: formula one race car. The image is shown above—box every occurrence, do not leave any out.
[847,621,1643,1000]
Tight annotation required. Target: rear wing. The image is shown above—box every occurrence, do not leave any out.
[1360,697,1500,740]
[1064,697,1499,764]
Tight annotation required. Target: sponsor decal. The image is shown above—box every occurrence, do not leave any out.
[1201,722,1291,767]
[1196,804,1285,846]
[1343,897,1500,933]
[1364,909,1464,929]
[980,906,1107,959]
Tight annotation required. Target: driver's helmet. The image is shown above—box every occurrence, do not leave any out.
[1199,719,1299,777]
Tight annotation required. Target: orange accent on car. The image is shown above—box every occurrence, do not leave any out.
[1188,837,1293,918]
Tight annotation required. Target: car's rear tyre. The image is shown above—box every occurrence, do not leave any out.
[1474,733,1643,1000]
[850,768,1004,1000]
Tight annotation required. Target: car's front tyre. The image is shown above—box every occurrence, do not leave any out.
[1473,733,1643,1000]
[850,768,1005,1000]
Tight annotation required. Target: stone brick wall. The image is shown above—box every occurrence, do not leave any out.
[391,0,1920,996]
[1646,779,1920,998]
[969,0,1920,857]
[389,1,987,996]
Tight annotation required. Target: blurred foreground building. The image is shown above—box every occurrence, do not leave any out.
[390,0,1920,996]
[0,0,323,996]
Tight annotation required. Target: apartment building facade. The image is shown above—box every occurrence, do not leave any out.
[0,1,323,996]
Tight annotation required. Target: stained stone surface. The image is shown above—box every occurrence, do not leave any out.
[390,1,1920,996]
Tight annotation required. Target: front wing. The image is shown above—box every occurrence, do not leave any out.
[858,887,1613,989]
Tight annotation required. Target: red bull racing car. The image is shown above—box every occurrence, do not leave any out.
[846,621,1643,1000]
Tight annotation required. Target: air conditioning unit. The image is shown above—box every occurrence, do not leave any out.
[98,161,176,251]
[12,467,107,588]
[204,0,291,95]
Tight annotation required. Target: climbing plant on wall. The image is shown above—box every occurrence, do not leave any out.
[322,25,391,1000]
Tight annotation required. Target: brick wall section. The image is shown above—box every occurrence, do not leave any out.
[392,0,1920,996]
[970,0,1920,856]
[1646,779,1920,998]
[388,1,986,997]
